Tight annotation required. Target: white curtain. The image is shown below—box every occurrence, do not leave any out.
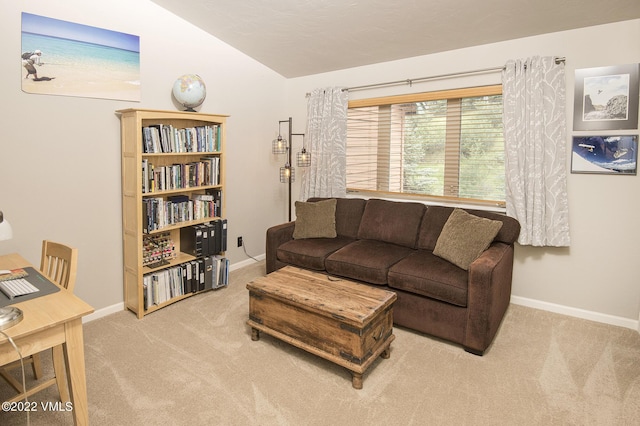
[502,56,571,247]
[300,87,349,200]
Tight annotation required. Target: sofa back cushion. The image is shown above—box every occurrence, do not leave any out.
[417,205,521,251]
[357,199,426,248]
[307,197,367,239]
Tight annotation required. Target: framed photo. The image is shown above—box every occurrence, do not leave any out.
[571,135,638,175]
[573,64,639,131]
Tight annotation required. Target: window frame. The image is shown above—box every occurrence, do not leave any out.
[346,84,505,209]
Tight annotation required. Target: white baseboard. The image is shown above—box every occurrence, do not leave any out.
[511,295,640,331]
[82,302,125,323]
[229,254,265,271]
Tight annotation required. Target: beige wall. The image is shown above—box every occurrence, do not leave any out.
[285,20,640,327]
[1,1,638,329]
[0,0,289,318]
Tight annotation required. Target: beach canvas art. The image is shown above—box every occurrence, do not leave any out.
[21,12,140,101]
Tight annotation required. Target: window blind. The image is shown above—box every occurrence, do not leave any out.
[346,85,505,205]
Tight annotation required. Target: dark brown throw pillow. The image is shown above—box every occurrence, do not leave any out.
[292,199,337,239]
[433,208,503,270]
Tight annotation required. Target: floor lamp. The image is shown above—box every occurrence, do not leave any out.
[272,118,310,221]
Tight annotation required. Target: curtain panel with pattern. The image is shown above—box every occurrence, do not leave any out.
[502,56,571,247]
[300,87,349,200]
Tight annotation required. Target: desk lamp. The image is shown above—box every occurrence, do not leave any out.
[0,210,12,241]
[0,210,23,330]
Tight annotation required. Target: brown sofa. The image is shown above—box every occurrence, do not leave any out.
[266,197,520,355]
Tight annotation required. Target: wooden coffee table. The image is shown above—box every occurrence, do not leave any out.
[246,266,396,389]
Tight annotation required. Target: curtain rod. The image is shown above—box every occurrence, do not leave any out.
[305,57,565,96]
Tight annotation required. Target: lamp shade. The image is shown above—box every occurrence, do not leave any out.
[280,165,295,183]
[272,136,287,154]
[0,211,13,241]
[297,148,311,167]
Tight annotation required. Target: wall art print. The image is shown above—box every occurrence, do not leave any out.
[573,64,639,131]
[21,12,140,101]
[571,135,637,175]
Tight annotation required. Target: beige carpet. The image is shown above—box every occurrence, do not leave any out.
[1,261,639,425]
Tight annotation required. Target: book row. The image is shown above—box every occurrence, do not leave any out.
[143,256,229,310]
[142,123,221,153]
[142,193,222,233]
[142,156,220,193]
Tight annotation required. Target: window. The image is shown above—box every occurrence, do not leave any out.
[346,85,505,206]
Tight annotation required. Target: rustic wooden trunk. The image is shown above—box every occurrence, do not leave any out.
[246,266,396,389]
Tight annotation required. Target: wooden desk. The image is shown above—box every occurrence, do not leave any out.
[0,253,94,426]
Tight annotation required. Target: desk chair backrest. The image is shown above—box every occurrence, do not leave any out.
[40,240,78,292]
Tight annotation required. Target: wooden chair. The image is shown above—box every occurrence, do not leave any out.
[0,240,78,402]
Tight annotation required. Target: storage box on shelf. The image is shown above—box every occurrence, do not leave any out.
[118,108,229,318]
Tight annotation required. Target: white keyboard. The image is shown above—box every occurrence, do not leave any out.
[0,278,40,299]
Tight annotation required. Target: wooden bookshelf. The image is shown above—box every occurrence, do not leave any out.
[117,108,228,318]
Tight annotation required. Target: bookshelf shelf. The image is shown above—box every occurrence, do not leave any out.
[118,108,229,318]
[142,185,223,197]
[142,151,222,157]
[143,292,195,315]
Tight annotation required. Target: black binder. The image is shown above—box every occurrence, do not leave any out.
[199,224,209,256]
[203,256,213,290]
[220,219,228,252]
[180,226,203,257]
[188,260,197,293]
[197,258,205,291]
[206,222,217,256]
[181,264,190,294]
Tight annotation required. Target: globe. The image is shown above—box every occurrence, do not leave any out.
[172,74,206,111]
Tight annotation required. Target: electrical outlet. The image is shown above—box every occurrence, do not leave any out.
[237,236,243,247]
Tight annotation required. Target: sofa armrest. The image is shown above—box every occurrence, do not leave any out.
[463,242,515,355]
[266,221,296,273]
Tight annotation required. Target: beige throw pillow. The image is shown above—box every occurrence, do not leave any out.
[292,199,337,239]
[433,208,503,270]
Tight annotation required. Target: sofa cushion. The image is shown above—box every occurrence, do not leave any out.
[357,199,426,248]
[307,198,367,238]
[277,236,355,271]
[326,240,414,285]
[433,208,503,270]
[335,198,367,238]
[293,198,337,239]
[418,206,521,250]
[388,250,468,307]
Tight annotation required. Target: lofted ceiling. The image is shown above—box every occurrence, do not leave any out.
[150,0,640,78]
